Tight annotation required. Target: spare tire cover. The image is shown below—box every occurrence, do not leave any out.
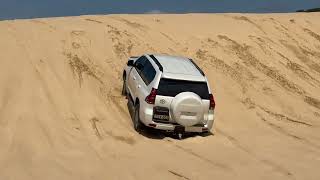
[171,92,204,127]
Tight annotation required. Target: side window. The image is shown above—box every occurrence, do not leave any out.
[134,56,147,74]
[140,60,156,85]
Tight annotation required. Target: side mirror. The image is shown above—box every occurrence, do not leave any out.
[127,60,134,66]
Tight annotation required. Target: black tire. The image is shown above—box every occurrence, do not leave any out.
[121,78,127,96]
[134,103,143,132]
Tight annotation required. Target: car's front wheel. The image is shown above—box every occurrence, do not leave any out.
[134,103,143,132]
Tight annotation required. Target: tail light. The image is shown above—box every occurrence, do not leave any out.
[145,88,157,104]
[209,94,216,110]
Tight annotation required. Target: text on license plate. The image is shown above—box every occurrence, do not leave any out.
[153,114,169,120]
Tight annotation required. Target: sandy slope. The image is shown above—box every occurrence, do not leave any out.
[0,13,320,180]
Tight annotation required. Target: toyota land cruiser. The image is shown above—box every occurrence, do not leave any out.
[122,54,215,138]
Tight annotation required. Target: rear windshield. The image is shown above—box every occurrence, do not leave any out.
[157,78,210,99]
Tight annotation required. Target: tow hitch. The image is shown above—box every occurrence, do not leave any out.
[174,126,185,140]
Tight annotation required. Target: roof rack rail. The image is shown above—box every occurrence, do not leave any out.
[149,55,163,72]
[189,59,205,76]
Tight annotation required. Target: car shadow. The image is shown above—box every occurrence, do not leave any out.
[126,99,214,140]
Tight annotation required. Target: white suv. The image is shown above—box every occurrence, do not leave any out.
[122,54,215,137]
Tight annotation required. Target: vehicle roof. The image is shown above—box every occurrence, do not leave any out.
[151,54,206,82]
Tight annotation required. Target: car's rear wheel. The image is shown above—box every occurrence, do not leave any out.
[134,103,143,132]
[121,77,127,96]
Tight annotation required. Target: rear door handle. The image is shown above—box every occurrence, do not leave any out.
[137,85,141,88]
[133,76,136,80]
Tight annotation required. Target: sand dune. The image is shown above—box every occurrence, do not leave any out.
[0,13,320,180]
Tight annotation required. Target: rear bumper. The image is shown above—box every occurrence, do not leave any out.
[140,107,214,132]
[152,123,212,133]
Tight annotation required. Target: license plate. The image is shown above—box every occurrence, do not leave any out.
[153,106,169,121]
[153,114,169,120]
